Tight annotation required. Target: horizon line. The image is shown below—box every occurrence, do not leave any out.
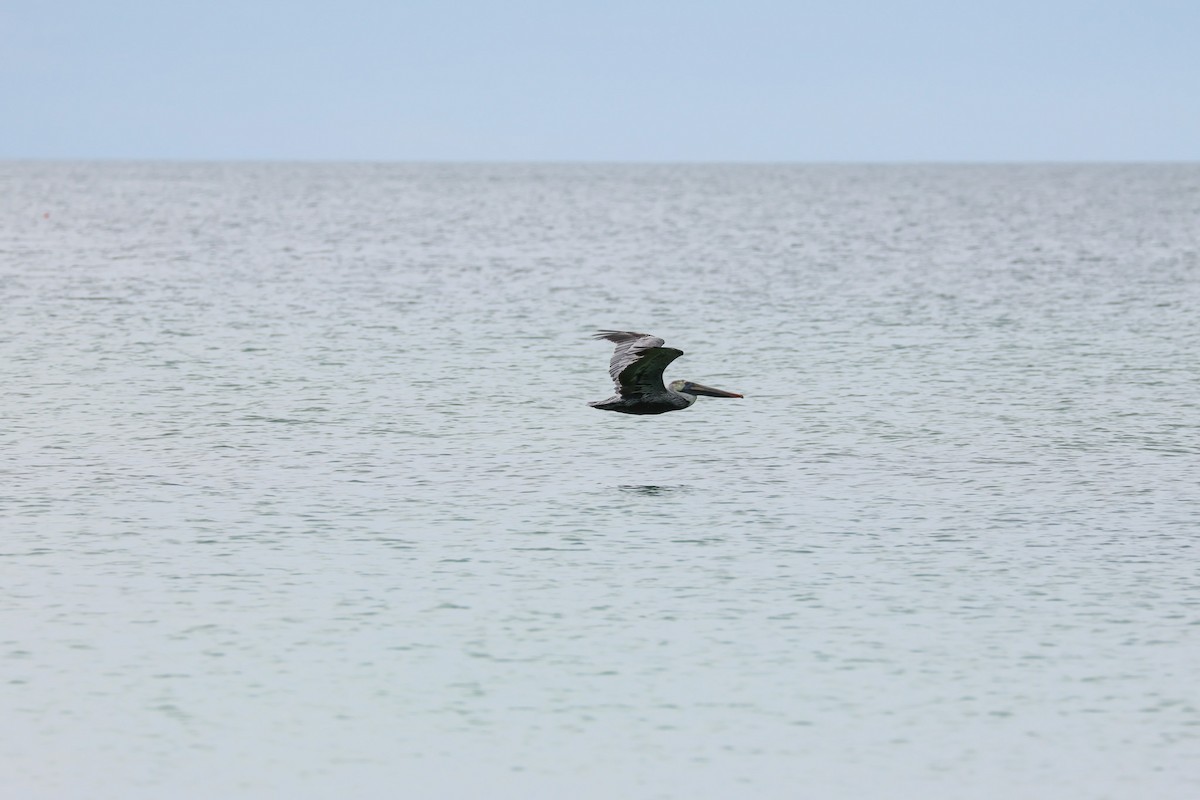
[3,156,1198,167]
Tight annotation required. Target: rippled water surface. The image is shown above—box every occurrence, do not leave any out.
[3,163,1199,798]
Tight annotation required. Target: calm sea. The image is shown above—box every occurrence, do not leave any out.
[2,162,1199,799]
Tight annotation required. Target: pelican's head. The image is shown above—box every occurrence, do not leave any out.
[669,380,744,399]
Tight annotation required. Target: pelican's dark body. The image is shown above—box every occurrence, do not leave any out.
[588,330,743,415]
[588,393,692,415]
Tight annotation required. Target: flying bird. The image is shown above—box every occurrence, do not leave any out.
[589,330,743,415]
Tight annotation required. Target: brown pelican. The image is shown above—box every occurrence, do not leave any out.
[589,330,743,415]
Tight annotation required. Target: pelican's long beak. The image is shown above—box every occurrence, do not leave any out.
[688,382,743,398]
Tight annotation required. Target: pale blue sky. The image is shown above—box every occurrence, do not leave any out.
[3,0,1197,161]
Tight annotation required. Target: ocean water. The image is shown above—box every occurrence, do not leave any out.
[2,162,1199,799]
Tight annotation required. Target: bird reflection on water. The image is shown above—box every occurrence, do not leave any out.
[617,484,692,496]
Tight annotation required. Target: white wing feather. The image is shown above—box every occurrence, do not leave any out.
[593,330,683,396]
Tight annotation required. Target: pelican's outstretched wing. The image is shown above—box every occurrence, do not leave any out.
[593,330,684,397]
